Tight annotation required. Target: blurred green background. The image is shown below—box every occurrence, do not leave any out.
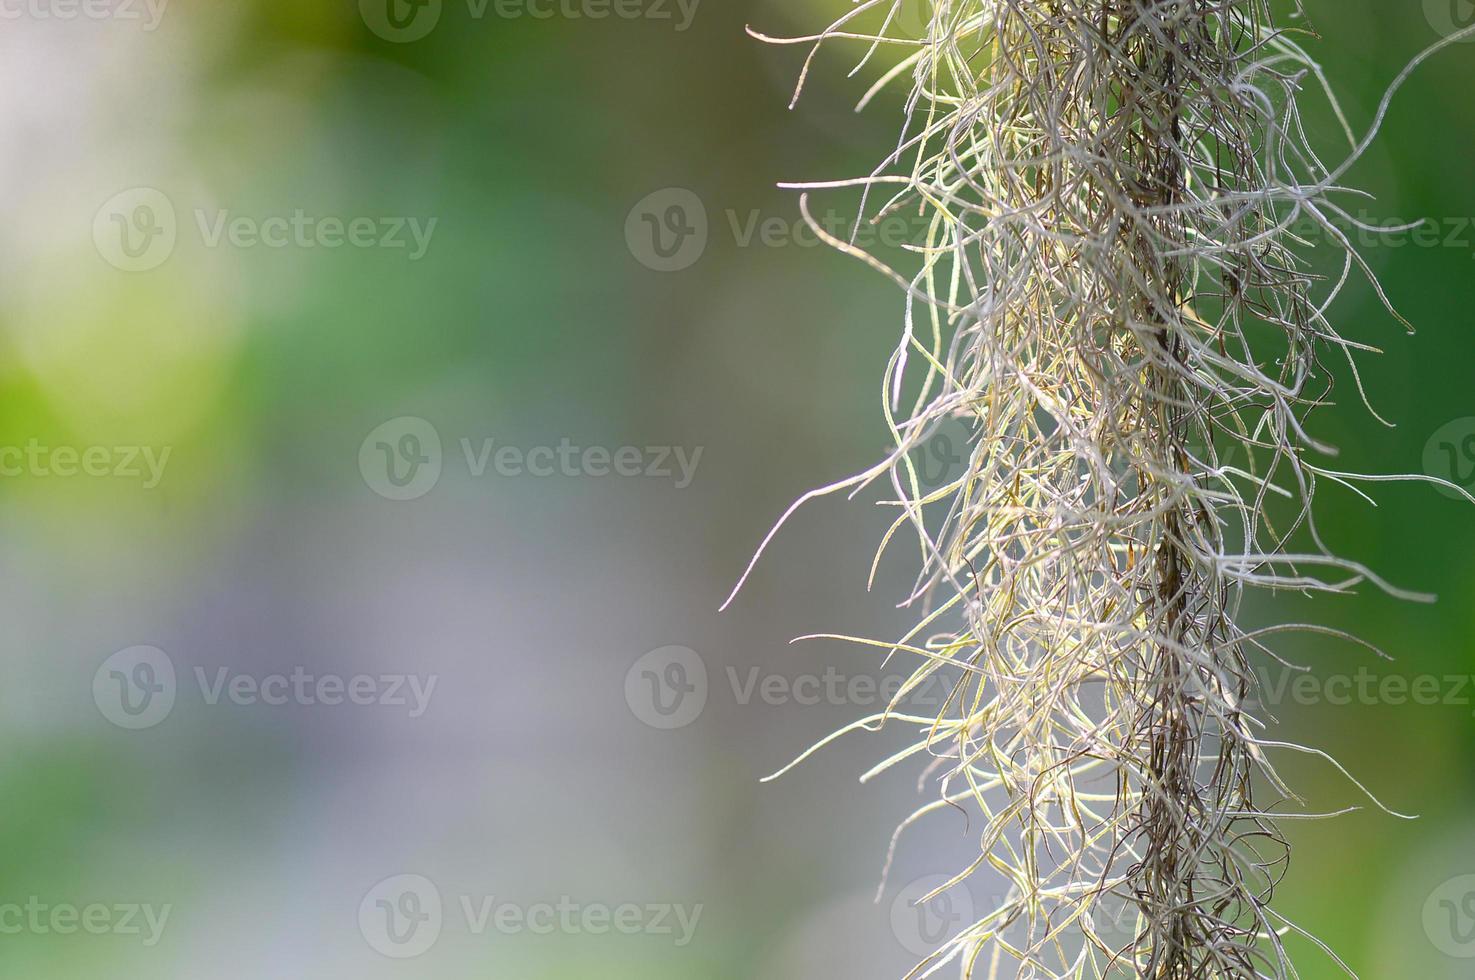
[0,0,1472,976]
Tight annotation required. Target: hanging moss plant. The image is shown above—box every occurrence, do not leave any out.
[727,3,1474,976]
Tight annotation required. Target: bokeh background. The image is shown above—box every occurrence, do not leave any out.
[0,0,1472,976]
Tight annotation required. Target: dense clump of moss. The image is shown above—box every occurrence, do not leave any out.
[730,3,1475,977]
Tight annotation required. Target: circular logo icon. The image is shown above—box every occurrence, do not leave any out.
[890,874,974,959]
[1425,0,1475,40]
[624,646,707,729]
[93,188,177,272]
[1425,874,1475,958]
[359,0,443,42]
[360,417,443,501]
[625,188,708,272]
[1083,893,1144,961]
[1422,417,1475,500]
[907,417,971,491]
[1180,427,1240,473]
[94,646,177,730]
[360,874,443,958]
[891,1,929,41]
